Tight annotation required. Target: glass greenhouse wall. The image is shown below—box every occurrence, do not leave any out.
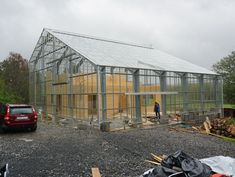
[29,29,223,129]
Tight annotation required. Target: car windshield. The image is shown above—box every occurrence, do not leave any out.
[10,107,33,115]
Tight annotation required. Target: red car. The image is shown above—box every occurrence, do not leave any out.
[0,103,37,132]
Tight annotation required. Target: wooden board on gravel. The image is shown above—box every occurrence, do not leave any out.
[92,168,101,177]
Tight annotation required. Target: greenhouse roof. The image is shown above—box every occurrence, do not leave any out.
[46,28,215,75]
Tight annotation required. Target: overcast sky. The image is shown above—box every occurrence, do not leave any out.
[1,0,235,70]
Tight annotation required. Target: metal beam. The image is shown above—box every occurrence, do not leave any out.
[214,76,223,118]
[34,36,45,65]
[100,66,107,122]
[220,77,224,118]
[33,36,45,107]
[213,76,219,108]
[68,49,74,120]
[52,37,56,122]
[181,73,189,113]
[160,72,167,115]
[199,74,205,112]
[46,51,76,65]
[125,91,178,95]
[153,70,164,76]
[76,58,85,72]
[96,66,101,124]
[33,45,66,62]
[35,34,53,50]
[133,69,141,123]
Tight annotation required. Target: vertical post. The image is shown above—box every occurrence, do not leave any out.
[213,76,223,118]
[213,76,219,108]
[52,37,56,122]
[96,66,101,124]
[220,77,224,118]
[33,36,45,109]
[41,42,46,117]
[133,69,141,123]
[34,62,37,107]
[181,73,188,113]
[160,72,167,116]
[199,74,205,112]
[125,68,129,119]
[69,50,73,120]
[100,66,107,123]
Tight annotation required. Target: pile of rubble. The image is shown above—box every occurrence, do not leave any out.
[209,117,235,137]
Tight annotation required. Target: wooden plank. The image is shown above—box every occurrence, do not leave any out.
[145,160,161,165]
[91,168,101,177]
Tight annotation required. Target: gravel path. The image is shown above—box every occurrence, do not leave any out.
[0,122,235,177]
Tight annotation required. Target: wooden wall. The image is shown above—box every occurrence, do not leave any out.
[44,73,161,120]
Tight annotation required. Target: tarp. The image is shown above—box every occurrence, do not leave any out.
[200,156,235,176]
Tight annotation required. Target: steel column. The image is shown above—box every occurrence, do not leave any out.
[199,74,205,112]
[213,76,219,108]
[133,69,141,123]
[181,73,189,113]
[69,49,73,119]
[100,66,107,122]
[52,36,57,122]
[96,66,101,124]
[220,77,224,118]
[41,42,46,117]
[160,72,167,115]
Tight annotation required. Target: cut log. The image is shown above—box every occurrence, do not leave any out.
[228,125,235,137]
[205,117,212,129]
[203,121,210,134]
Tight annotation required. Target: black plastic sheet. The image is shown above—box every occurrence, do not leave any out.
[143,151,212,177]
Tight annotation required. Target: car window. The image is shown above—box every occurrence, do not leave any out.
[10,107,33,115]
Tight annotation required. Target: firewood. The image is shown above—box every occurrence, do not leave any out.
[203,121,210,134]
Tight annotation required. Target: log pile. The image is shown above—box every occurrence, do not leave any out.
[210,118,235,138]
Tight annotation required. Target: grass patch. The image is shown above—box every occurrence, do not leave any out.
[221,136,235,144]
[224,104,235,109]
[227,118,235,125]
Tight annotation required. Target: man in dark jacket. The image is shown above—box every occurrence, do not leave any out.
[154,102,160,119]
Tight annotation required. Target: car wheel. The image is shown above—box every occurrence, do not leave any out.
[0,126,7,133]
[31,125,37,132]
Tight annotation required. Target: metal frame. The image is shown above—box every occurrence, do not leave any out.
[29,29,224,129]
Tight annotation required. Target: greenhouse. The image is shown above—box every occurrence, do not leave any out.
[29,28,223,129]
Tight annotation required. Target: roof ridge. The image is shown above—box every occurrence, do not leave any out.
[45,28,154,50]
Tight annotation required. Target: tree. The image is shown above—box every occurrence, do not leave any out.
[213,51,235,104]
[0,52,29,103]
[0,78,21,103]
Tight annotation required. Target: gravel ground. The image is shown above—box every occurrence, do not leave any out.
[0,122,235,177]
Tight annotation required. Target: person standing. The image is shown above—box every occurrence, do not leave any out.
[154,102,160,119]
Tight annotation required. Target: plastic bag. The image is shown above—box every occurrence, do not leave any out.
[142,151,212,177]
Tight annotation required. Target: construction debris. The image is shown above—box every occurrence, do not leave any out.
[143,151,235,177]
[91,167,101,177]
[168,114,182,124]
[170,116,235,139]
[210,117,235,137]
[203,116,212,134]
[143,151,212,177]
